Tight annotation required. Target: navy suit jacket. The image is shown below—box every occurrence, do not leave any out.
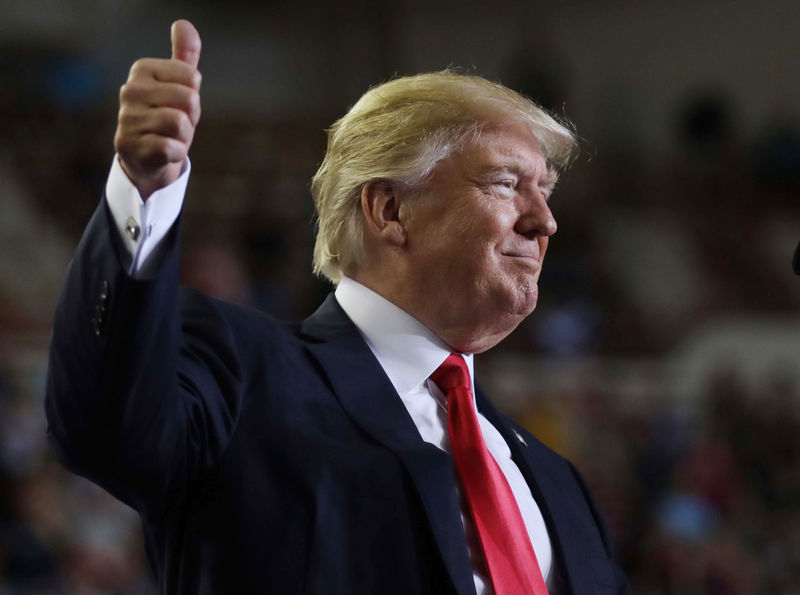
[45,199,631,594]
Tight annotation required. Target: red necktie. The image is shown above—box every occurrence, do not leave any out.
[431,354,548,595]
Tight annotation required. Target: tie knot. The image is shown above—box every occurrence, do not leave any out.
[431,354,471,391]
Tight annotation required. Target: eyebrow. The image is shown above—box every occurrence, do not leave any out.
[540,169,559,194]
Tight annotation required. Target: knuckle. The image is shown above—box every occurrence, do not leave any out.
[141,138,170,168]
[176,111,191,135]
[186,90,201,122]
[117,105,136,126]
[187,89,200,111]
[161,111,185,138]
[151,135,170,154]
[114,133,134,157]
[119,82,135,102]
[128,59,147,78]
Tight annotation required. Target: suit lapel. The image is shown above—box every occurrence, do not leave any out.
[301,295,476,595]
[476,389,598,595]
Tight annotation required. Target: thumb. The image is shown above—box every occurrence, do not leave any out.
[170,19,201,68]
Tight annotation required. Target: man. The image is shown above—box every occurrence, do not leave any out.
[46,19,630,595]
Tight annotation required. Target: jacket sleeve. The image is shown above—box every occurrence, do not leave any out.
[45,197,244,520]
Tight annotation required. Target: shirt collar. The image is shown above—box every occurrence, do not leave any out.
[335,276,474,395]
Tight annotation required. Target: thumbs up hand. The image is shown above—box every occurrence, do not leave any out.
[114,20,202,199]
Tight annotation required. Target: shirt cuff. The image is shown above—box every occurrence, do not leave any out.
[105,155,190,279]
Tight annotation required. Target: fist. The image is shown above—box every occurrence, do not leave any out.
[114,20,202,199]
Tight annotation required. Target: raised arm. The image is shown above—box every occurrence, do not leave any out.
[45,21,244,519]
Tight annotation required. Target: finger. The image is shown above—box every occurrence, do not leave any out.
[130,133,188,169]
[118,106,196,145]
[171,19,201,68]
[120,80,201,126]
[116,130,188,170]
[129,58,201,89]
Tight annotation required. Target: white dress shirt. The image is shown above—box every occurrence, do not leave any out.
[105,157,554,593]
[105,155,189,279]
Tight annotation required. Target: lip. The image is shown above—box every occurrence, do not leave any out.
[502,253,541,268]
[503,252,539,261]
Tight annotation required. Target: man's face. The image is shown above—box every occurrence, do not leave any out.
[400,121,558,352]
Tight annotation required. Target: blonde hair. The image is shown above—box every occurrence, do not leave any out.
[311,70,577,284]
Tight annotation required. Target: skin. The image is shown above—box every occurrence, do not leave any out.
[352,122,558,354]
[115,20,202,200]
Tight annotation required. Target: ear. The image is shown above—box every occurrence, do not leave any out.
[360,180,406,247]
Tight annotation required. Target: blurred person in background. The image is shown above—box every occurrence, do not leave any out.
[45,19,629,595]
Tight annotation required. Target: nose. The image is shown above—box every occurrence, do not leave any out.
[514,190,557,239]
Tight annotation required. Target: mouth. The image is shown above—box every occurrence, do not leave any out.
[503,252,540,262]
[502,253,541,270]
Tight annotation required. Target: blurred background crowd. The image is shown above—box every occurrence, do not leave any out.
[2,0,800,593]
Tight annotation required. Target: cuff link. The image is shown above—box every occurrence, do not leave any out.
[125,216,141,242]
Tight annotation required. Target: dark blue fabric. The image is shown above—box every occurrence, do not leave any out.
[45,198,630,594]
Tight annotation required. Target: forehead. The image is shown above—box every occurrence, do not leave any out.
[456,122,548,176]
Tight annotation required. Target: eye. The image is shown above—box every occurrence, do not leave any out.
[491,178,517,193]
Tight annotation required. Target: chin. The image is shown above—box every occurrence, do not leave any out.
[511,281,539,316]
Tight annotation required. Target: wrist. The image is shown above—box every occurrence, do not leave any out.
[119,159,183,201]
